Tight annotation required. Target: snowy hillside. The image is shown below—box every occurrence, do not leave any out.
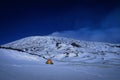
[1,48,120,80]
[0,36,120,65]
[0,36,120,80]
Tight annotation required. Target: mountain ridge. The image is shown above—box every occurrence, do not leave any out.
[0,36,120,64]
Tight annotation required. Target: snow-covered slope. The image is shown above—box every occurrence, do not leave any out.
[0,36,120,80]
[0,36,120,65]
[1,48,120,80]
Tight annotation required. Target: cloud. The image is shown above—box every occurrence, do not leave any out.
[50,27,120,43]
[50,8,120,43]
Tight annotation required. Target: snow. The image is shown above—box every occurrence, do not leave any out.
[0,49,120,80]
[1,36,120,65]
[0,36,120,80]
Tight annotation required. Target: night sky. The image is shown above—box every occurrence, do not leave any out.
[0,0,120,45]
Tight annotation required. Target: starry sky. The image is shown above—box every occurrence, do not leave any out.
[0,0,120,44]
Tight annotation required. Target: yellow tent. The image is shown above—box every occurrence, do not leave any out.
[46,59,53,64]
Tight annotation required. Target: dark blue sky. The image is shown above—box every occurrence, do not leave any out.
[0,0,120,44]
